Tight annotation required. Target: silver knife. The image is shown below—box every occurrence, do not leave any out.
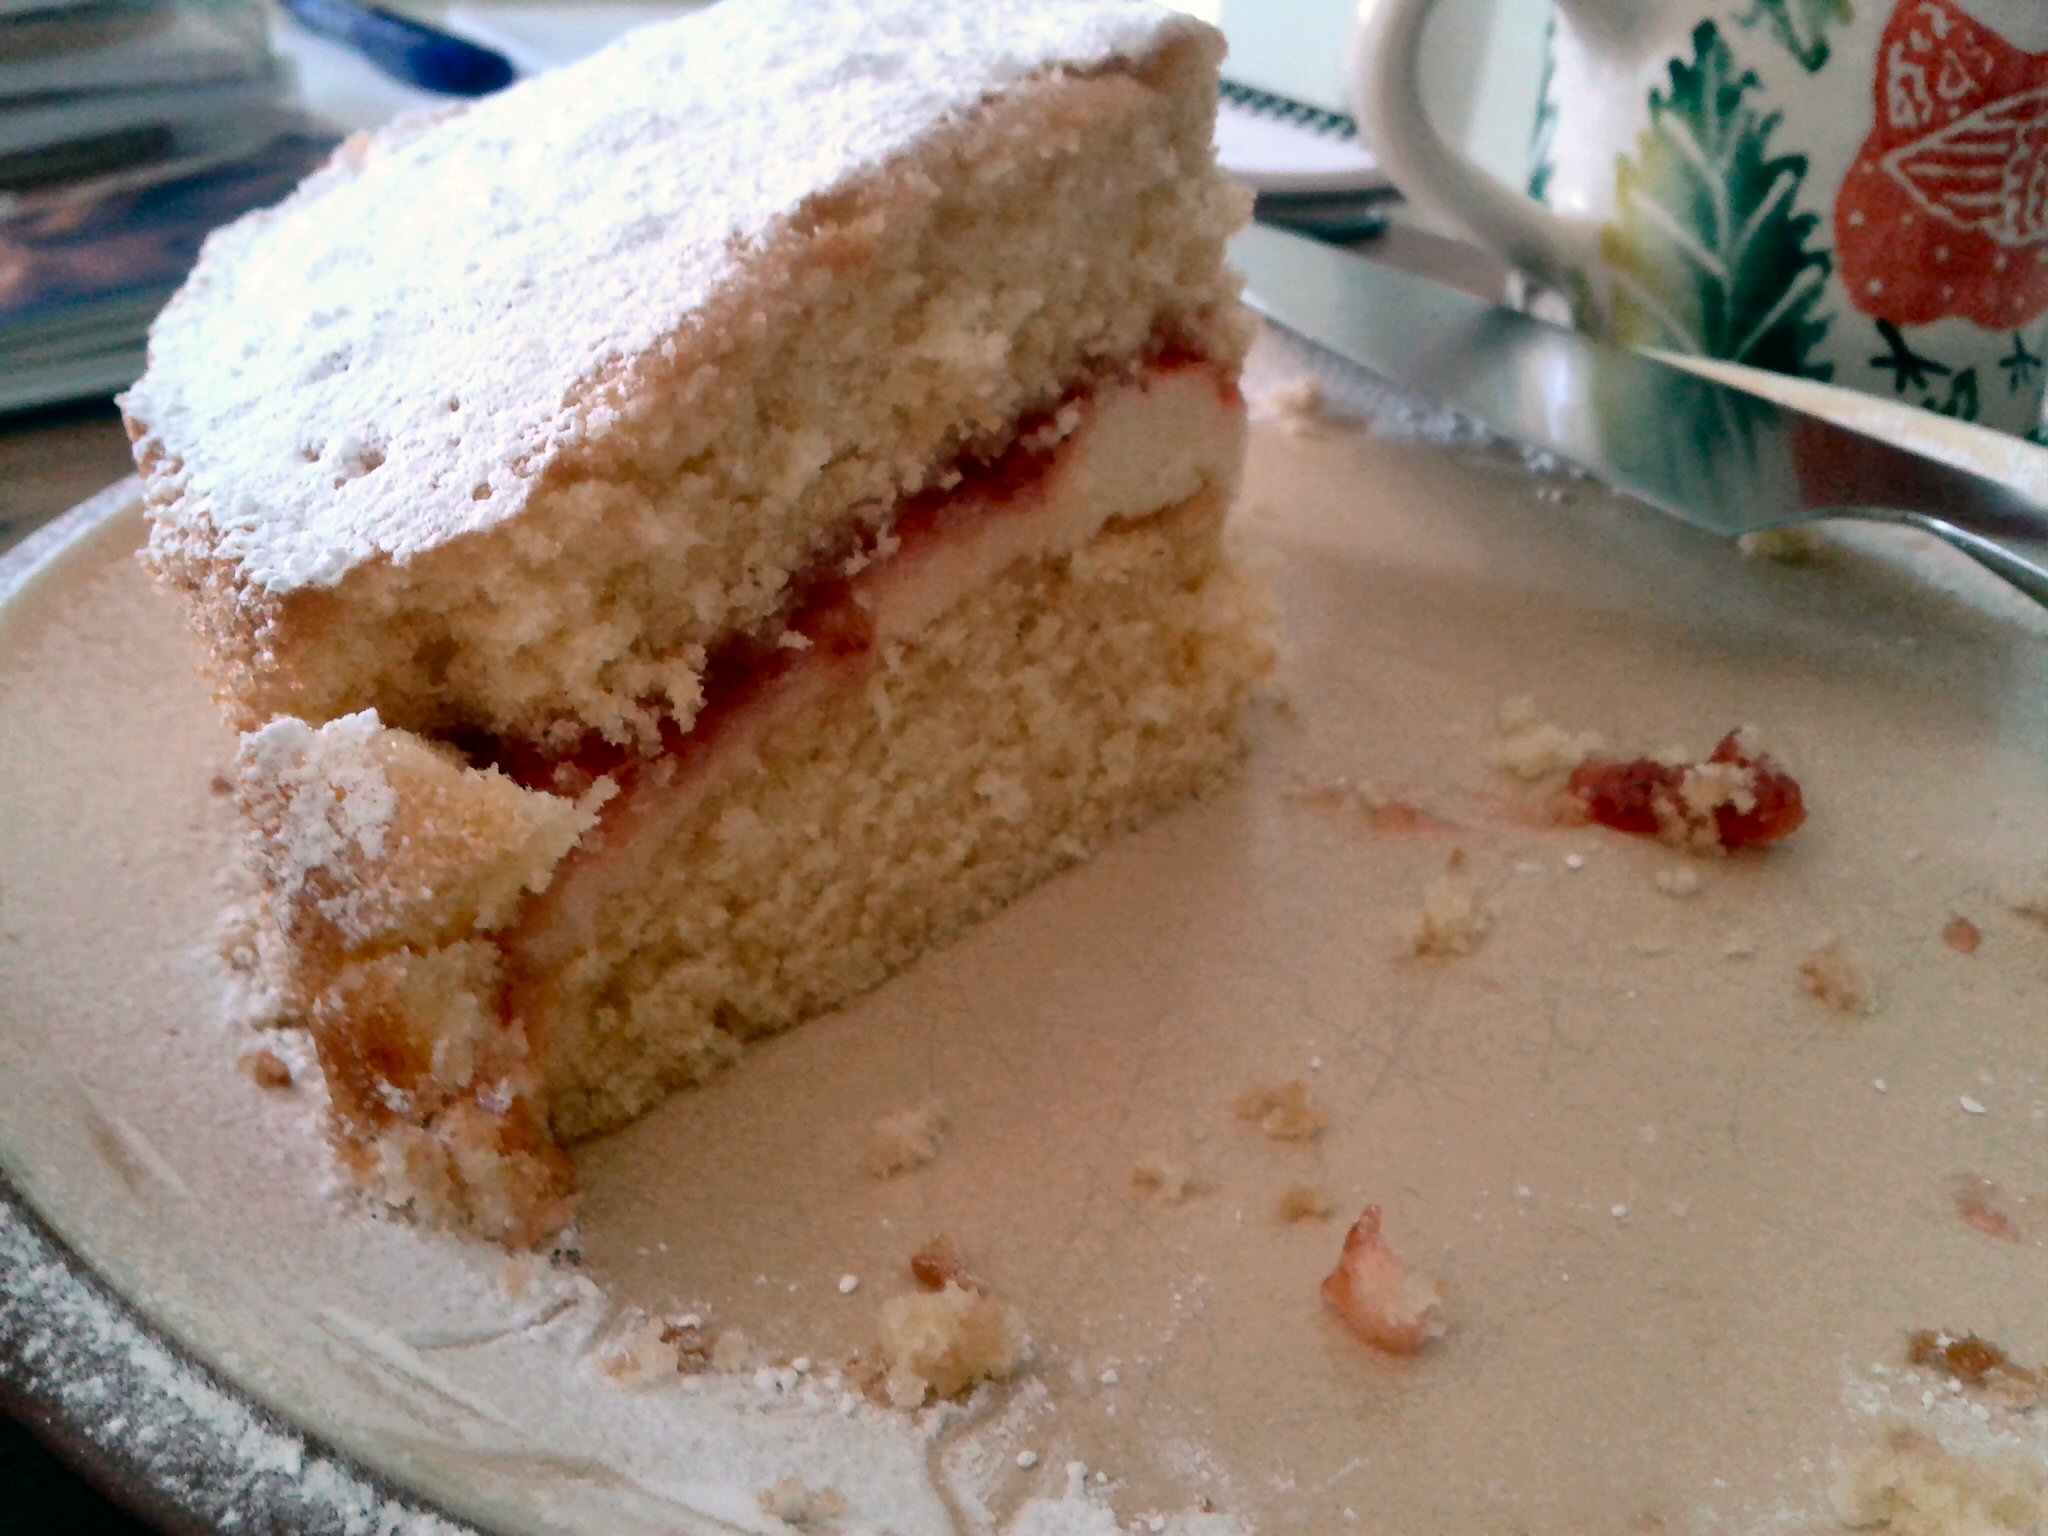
[1232,222,2048,608]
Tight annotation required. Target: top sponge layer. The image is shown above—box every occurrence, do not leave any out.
[127,0,1208,595]
[127,0,1245,747]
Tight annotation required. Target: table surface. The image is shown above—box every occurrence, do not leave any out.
[0,401,136,560]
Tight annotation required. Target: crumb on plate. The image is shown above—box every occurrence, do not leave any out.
[1737,527,1826,564]
[878,1282,1027,1409]
[659,1319,714,1373]
[1905,1331,2040,1410]
[1831,1428,2047,1535]
[1655,864,1702,898]
[1801,936,1876,1015]
[868,1099,947,1177]
[1278,1184,1334,1222]
[908,1234,982,1293]
[1132,1156,1201,1204]
[758,1477,847,1527]
[1405,855,1488,956]
[1233,1080,1326,1141]
[1321,1205,1444,1356]
[1489,696,1602,782]
[1256,375,1325,436]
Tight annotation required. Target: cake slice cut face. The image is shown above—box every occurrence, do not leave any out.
[127,0,1271,1244]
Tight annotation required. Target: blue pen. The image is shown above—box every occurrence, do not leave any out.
[279,0,517,97]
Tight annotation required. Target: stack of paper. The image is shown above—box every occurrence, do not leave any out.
[0,0,337,412]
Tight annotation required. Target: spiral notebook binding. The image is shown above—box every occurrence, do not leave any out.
[1218,79,1360,142]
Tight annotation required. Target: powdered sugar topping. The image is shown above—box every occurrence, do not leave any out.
[125,0,1204,593]
[236,710,396,932]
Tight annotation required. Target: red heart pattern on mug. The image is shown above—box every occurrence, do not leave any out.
[1835,0,2048,331]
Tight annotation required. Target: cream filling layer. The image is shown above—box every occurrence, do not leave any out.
[508,362,1245,977]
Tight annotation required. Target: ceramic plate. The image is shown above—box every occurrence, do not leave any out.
[3,337,2046,1535]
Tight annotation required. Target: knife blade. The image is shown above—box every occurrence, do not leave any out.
[1232,221,2048,606]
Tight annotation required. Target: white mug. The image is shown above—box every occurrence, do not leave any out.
[1352,0,2048,437]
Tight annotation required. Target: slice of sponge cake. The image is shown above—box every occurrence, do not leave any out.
[128,0,1271,1243]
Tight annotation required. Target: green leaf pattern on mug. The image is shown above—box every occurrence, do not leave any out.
[1527,13,1560,203]
[1599,20,1835,381]
[1931,367,1980,421]
[1735,0,1854,73]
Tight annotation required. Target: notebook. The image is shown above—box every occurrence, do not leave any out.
[1201,0,1385,198]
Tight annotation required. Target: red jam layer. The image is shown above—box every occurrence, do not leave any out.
[1565,731,1806,851]
[462,346,1235,801]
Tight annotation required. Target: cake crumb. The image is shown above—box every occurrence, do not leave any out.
[758,1477,847,1527]
[837,1273,861,1295]
[596,1311,710,1387]
[1321,1206,1445,1356]
[1942,916,1982,955]
[1257,375,1324,435]
[877,1282,1027,1409]
[1265,375,1322,416]
[1737,526,1825,564]
[1405,857,1488,956]
[658,1320,713,1374]
[1132,1157,1202,1204]
[1233,1081,1326,1141]
[238,1048,293,1089]
[908,1235,983,1293]
[1278,1184,1335,1222]
[868,1099,947,1177]
[1905,1331,2041,1410]
[1654,865,1702,898]
[1489,696,1602,781]
[1831,1429,2047,1534]
[1801,937,1876,1015]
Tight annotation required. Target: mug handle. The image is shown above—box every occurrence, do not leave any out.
[1349,0,1591,294]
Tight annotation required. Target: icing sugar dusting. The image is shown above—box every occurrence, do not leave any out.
[236,710,396,939]
[0,1197,468,1536]
[125,0,1202,593]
